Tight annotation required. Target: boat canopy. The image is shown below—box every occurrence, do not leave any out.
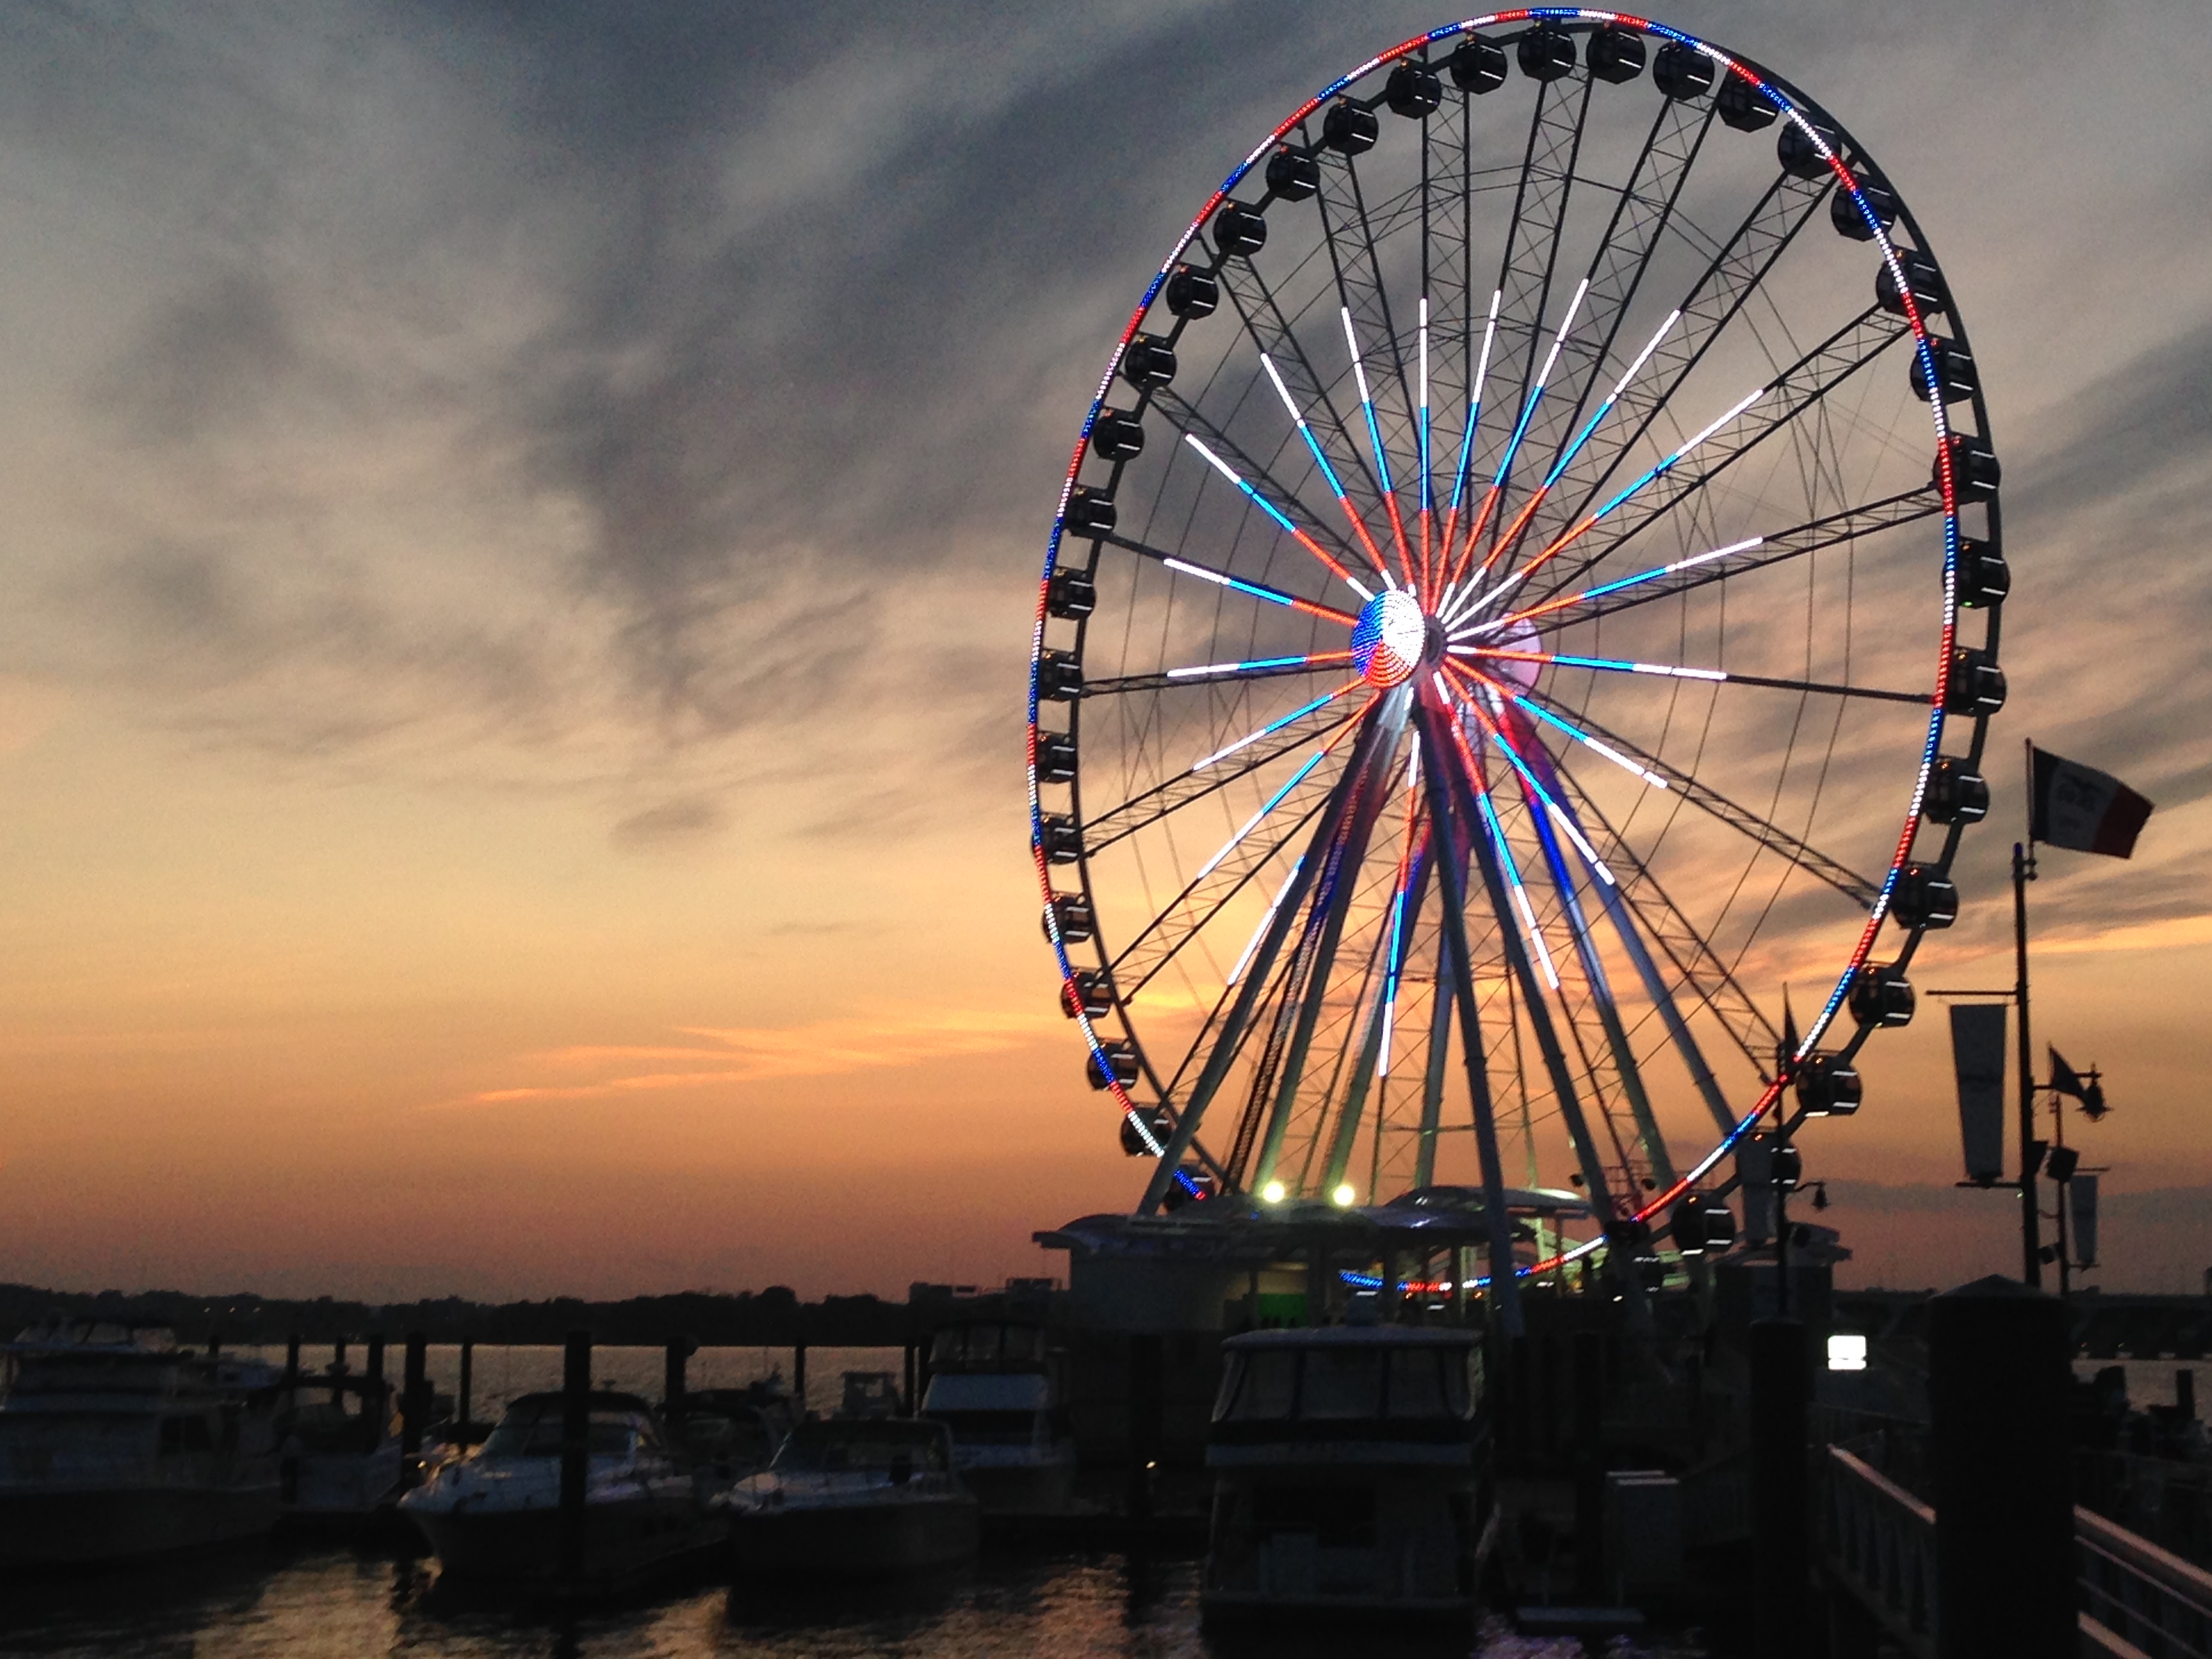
[772,1418,951,1474]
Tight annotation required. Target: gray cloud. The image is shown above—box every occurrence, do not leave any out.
[2,0,2210,859]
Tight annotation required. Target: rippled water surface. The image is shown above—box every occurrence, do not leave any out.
[0,1546,1711,1658]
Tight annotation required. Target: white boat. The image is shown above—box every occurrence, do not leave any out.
[272,1371,403,1525]
[668,1382,795,1499]
[0,1322,281,1566]
[398,1389,712,1583]
[920,1320,1076,1516]
[718,1417,979,1575]
[1202,1326,1488,1623]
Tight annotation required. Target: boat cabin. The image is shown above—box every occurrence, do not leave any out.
[478,1392,671,1460]
[1202,1328,1487,1620]
[773,1417,952,1479]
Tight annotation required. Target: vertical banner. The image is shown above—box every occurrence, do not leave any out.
[2071,1175,2100,1268]
[1948,1004,2009,1183]
[1737,1136,1774,1245]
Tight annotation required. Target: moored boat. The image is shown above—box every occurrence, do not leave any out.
[0,1322,281,1568]
[920,1319,1076,1517]
[397,1389,712,1583]
[718,1416,979,1576]
[1201,1326,1488,1623]
[273,1370,404,1527]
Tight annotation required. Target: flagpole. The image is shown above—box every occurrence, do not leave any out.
[2051,1086,2071,1299]
[2015,739,2042,1288]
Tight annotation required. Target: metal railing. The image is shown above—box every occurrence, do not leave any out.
[2079,1449,2212,1572]
[1824,1444,1938,1658]
[1821,1445,2212,1658]
[2078,1503,2212,1659]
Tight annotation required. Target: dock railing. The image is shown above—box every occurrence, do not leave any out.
[2077,1502,2212,1659]
[1821,1442,2212,1659]
[1823,1444,1938,1658]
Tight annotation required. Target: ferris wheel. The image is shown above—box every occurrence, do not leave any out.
[1025,11,2003,1310]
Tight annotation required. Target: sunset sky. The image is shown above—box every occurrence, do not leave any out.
[0,1,2206,1303]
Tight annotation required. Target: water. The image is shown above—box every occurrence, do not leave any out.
[0,1545,1710,1657]
[0,1343,1711,1657]
[2071,1357,2204,1412]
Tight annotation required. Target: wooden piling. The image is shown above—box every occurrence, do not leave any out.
[457,1341,474,1443]
[559,1330,591,1584]
[663,1337,692,1416]
[1929,1279,2072,1658]
[401,1332,427,1467]
[284,1334,301,1385]
[793,1342,807,1415]
[1572,1328,1605,1596]
[1749,1317,1809,1659]
[902,1342,917,1414]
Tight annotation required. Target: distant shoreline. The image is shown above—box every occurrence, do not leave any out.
[0,1280,946,1348]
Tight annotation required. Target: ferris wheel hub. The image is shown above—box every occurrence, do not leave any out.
[1352,588,1427,688]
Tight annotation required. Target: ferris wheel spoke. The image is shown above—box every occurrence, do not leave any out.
[1446,277,1591,592]
[1246,691,1412,1194]
[1527,304,1912,605]
[1212,255,1399,589]
[1519,94,1716,505]
[1511,684,1881,909]
[1080,701,1364,853]
[1082,651,1355,698]
[1455,90,1713,600]
[1564,772,1786,1086]
[1464,304,1681,602]
[1337,304,1416,586]
[1480,489,1942,641]
[1444,375,1767,626]
[1437,288,1503,591]
[1107,791,1333,1000]
[1432,722,1638,1304]
[1138,699,1401,1212]
[1256,352,1397,586]
[1555,777,1742,1139]
[1450,643,1933,709]
[1098,528,1359,626]
[1317,754,1432,1196]
[1192,678,1371,772]
[1313,146,1420,582]
[1152,390,1378,598]
[1544,165,1837,544]
[1510,744,1681,1193]
[1450,690,1616,887]
[1449,663,1669,793]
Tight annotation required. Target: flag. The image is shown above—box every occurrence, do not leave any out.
[2050,1046,2111,1120]
[2070,1174,2099,1269]
[1950,1004,2007,1184]
[2031,747,2153,857]
[1778,989,1801,1076]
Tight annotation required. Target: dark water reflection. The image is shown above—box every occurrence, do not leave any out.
[0,1542,1708,1658]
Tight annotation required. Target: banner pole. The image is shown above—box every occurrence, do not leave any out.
[2016,740,2041,1288]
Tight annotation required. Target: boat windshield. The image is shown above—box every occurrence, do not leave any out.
[480,1404,647,1458]
[1215,1343,1475,1424]
[773,1421,948,1473]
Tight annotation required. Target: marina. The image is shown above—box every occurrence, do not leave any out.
[0,1,2203,1655]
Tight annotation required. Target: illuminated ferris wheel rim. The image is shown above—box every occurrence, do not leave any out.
[1025,9,2000,1280]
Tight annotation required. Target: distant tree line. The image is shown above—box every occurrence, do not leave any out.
[0,1282,924,1348]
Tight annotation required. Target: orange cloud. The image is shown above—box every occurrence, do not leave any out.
[449,1009,1057,1107]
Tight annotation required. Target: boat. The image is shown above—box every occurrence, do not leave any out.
[397,1389,712,1582]
[838,1370,902,1418]
[718,1416,979,1575]
[1201,1326,1489,1623]
[668,1381,795,1499]
[272,1369,404,1527]
[0,1321,281,1567]
[920,1318,1077,1517]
